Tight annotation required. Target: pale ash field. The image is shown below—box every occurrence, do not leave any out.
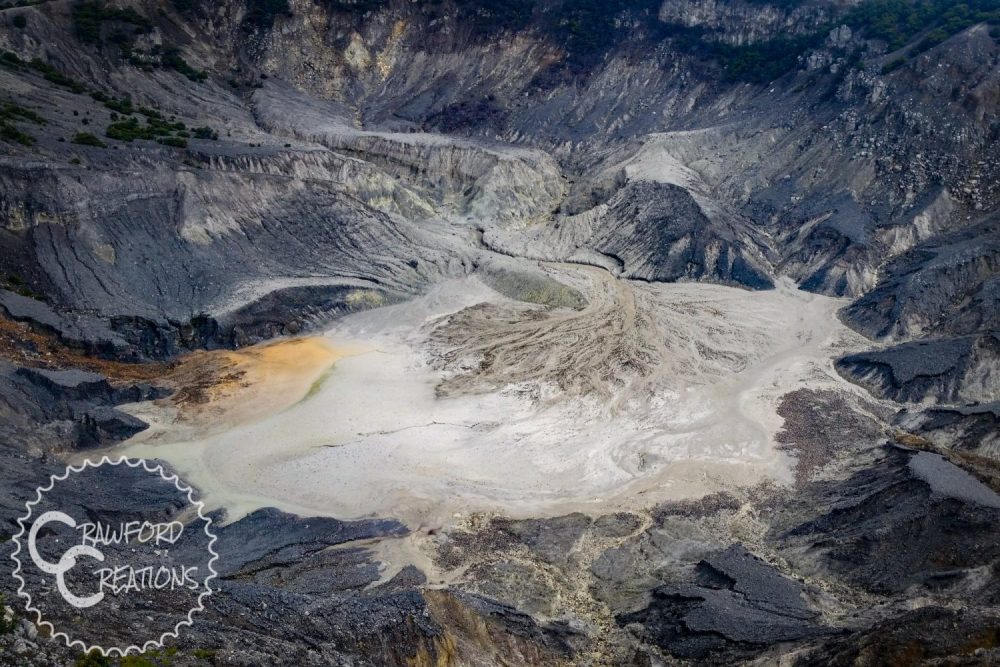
[109,265,868,530]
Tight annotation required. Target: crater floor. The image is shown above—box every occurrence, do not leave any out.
[110,265,863,528]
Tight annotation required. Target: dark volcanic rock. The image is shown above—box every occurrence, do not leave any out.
[594,182,774,289]
[0,361,165,451]
[794,606,1000,667]
[619,545,833,661]
[498,513,592,565]
[0,288,132,357]
[897,402,1000,457]
[213,507,408,578]
[775,388,887,486]
[776,446,1000,594]
[835,333,999,404]
[841,217,1000,341]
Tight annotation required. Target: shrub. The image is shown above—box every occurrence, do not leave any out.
[0,123,34,144]
[72,1,151,45]
[75,650,112,667]
[72,131,106,147]
[242,0,291,31]
[157,136,187,148]
[0,51,23,68]
[103,96,135,114]
[192,125,218,140]
[26,58,87,93]
[171,0,199,13]
[106,115,188,143]
[161,48,208,81]
[881,57,906,74]
[1,102,45,125]
[105,117,150,141]
[12,13,26,28]
[0,103,39,145]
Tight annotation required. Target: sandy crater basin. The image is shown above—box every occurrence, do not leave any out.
[113,267,855,527]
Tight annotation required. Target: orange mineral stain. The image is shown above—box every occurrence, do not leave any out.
[161,337,349,434]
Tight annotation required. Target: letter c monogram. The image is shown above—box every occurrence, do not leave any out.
[27,511,105,609]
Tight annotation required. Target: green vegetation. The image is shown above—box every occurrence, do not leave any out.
[91,91,140,114]
[75,651,112,667]
[161,48,207,81]
[157,135,187,148]
[29,58,87,92]
[0,0,49,7]
[454,0,535,37]
[105,115,185,141]
[324,0,991,83]
[547,0,661,67]
[1,101,44,125]
[0,46,217,149]
[0,52,88,93]
[71,2,207,81]
[242,0,291,31]
[0,51,20,68]
[102,112,201,149]
[325,0,386,12]
[663,0,1000,83]
[192,125,218,140]
[715,33,818,83]
[843,0,1000,52]
[71,0,151,44]
[0,124,34,145]
[87,92,215,145]
[170,0,200,14]
[3,273,45,300]
[76,646,182,667]
[72,131,106,147]
[881,57,906,73]
[0,101,44,146]
[12,13,27,28]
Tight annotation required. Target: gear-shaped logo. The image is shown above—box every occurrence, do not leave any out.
[10,457,218,657]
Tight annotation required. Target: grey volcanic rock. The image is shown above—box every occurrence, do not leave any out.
[213,507,407,578]
[0,445,571,666]
[619,544,832,661]
[498,513,592,566]
[0,361,164,451]
[835,333,1000,404]
[775,446,1000,594]
[835,216,998,428]
[896,402,1000,459]
[841,217,1000,341]
[0,161,444,356]
[0,289,132,357]
[482,179,775,290]
[794,607,1000,667]
[593,182,774,288]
